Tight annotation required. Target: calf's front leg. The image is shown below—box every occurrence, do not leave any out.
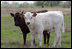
[23,33,27,45]
[31,33,35,47]
[38,32,43,47]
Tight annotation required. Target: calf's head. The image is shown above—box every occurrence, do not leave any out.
[10,12,24,26]
[24,12,37,25]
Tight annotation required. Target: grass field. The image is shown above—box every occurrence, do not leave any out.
[1,7,71,48]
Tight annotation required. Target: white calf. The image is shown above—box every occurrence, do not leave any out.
[24,11,65,47]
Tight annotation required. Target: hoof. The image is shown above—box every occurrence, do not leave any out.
[47,45,49,48]
[38,46,42,48]
[52,46,55,48]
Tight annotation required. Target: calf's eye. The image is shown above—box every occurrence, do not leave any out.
[31,17,32,19]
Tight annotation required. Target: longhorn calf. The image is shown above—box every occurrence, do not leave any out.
[24,11,65,47]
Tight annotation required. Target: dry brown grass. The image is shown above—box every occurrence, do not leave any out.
[1,7,71,16]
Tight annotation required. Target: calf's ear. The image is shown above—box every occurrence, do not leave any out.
[10,13,14,17]
[32,13,37,17]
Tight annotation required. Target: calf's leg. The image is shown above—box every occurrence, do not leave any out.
[23,33,27,45]
[31,33,35,47]
[58,32,61,48]
[43,31,47,44]
[38,32,43,47]
[52,27,60,48]
[47,32,50,46]
[33,38,36,46]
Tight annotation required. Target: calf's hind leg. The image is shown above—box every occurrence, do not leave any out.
[47,32,50,46]
[43,31,47,45]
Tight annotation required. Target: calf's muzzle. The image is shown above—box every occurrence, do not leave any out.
[27,22,30,25]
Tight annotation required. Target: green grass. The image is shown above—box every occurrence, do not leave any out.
[1,14,71,48]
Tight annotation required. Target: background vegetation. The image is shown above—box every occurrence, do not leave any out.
[1,1,71,8]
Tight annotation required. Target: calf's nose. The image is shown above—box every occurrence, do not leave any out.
[15,24,18,26]
[27,22,30,25]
